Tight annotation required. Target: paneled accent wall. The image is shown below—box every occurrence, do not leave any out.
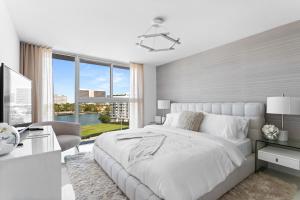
[157,20,300,139]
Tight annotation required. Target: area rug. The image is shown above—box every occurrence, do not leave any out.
[65,153,297,200]
[65,153,126,200]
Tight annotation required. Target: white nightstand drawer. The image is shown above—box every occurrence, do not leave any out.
[258,146,300,170]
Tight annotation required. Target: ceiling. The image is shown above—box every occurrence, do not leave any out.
[4,0,300,66]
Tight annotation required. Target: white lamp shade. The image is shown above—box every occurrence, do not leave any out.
[157,100,170,110]
[267,97,300,115]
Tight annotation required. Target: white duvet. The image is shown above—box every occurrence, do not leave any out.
[95,125,245,200]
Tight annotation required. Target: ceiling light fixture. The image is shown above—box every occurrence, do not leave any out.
[136,17,181,52]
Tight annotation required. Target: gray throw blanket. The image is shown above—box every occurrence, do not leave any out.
[116,132,166,166]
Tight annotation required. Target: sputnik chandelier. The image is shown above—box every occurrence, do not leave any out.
[136,17,181,52]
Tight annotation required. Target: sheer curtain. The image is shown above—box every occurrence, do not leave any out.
[20,42,53,122]
[129,63,144,128]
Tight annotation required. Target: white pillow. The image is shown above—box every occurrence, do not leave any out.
[199,113,249,140]
[163,113,180,127]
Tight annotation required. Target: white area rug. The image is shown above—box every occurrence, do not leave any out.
[65,153,127,200]
[65,153,297,200]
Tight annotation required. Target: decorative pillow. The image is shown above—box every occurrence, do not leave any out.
[200,113,249,140]
[173,111,204,131]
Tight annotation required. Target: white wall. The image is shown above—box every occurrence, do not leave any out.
[144,64,156,125]
[0,0,19,71]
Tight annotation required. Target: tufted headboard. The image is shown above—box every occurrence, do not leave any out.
[171,102,265,150]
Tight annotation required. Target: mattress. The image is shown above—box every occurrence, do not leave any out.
[231,138,252,157]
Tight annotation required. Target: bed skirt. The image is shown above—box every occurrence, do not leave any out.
[93,144,255,200]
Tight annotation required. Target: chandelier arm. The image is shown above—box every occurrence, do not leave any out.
[152,48,175,52]
[139,32,169,38]
[160,34,181,44]
[138,43,154,51]
[170,41,177,49]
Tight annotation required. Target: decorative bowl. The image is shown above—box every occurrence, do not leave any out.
[262,124,279,141]
[0,123,20,156]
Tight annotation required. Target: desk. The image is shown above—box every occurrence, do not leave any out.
[0,126,61,200]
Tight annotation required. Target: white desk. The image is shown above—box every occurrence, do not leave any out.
[0,126,61,200]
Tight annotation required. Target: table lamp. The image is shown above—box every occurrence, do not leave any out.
[267,96,300,141]
[157,100,170,123]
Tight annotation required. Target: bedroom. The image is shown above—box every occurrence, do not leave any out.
[0,0,300,200]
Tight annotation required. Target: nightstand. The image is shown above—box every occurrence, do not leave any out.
[255,139,300,172]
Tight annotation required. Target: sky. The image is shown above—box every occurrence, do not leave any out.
[53,58,130,103]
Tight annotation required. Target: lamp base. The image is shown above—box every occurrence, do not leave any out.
[278,130,288,142]
[161,116,166,124]
[154,116,162,124]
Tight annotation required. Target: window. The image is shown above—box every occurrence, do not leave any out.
[52,53,129,142]
[80,60,111,98]
[113,66,130,97]
[53,54,76,122]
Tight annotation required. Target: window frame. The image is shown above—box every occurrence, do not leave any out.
[52,52,130,123]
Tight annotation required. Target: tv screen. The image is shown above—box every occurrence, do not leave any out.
[0,63,32,126]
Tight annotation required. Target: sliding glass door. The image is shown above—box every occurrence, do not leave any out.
[52,53,129,142]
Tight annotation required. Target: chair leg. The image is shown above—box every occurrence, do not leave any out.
[75,145,80,153]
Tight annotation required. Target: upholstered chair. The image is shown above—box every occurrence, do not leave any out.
[31,121,81,151]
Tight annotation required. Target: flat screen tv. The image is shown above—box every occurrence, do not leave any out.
[0,63,32,127]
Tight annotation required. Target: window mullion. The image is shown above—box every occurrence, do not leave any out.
[110,64,113,99]
[75,55,80,123]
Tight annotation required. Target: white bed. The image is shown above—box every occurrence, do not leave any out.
[93,102,265,200]
[232,138,252,157]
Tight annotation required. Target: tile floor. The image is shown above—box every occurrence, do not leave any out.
[61,143,300,200]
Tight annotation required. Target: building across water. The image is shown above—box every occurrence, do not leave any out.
[110,102,129,122]
[54,94,68,104]
[79,89,106,98]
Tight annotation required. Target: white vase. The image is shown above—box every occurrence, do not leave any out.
[0,123,20,156]
[278,130,288,142]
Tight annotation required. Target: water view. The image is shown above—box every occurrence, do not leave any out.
[54,113,101,125]
[54,112,129,139]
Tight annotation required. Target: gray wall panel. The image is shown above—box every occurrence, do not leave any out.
[157,20,300,139]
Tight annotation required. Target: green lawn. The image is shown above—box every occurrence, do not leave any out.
[80,123,129,139]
